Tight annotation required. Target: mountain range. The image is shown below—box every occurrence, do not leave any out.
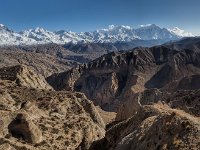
[0,24,194,46]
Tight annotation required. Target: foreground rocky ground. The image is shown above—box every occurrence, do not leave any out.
[0,65,105,150]
[91,103,200,150]
[0,65,198,150]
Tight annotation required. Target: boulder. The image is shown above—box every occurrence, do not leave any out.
[8,113,43,144]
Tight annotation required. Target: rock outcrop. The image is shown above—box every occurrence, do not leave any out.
[91,103,200,150]
[116,88,166,121]
[8,113,43,144]
[0,65,53,90]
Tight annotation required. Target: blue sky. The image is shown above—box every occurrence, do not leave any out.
[0,0,200,33]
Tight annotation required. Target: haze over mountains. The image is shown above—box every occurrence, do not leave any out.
[0,24,194,46]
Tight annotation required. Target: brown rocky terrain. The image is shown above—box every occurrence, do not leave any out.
[0,49,72,77]
[1,43,102,67]
[0,65,52,90]
[0,65,105,150]
[115,88,200,121]
[91,103,200,150]
[1,40,200,149]
[47,46,200,115]
[95,106,117,125]
[63,40,166,54]
[164,37,200,52]
[166,90,200,117]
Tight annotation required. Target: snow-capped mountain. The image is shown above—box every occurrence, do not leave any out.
[0,24,36,45]
[168,27,194,37]
[135,24,178,40]
[20,28,90,44]
[20,27,60,44]
[89,25,139,42]
[0,24,194,46]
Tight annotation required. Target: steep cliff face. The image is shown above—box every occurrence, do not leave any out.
[90,103,200,150]
[115,88,166,121]
[0,66,105,150]
[47,46,200,113]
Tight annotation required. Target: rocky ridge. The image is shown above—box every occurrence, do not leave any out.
[91,103,200,150]
[47,46,200,114]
